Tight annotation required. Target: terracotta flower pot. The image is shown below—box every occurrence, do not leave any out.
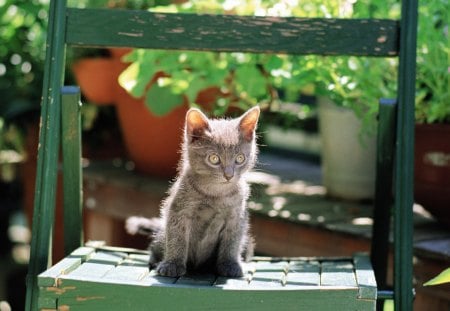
[108,47,133,59]
[72,48,222,177]
[114,85,187,176]
[114,84,223,177]
[414,123,450,225]
[72,58,116,105]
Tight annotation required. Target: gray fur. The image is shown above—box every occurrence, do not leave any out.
[126,107,259,278]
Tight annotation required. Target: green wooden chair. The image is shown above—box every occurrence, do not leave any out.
[25,0,418,310]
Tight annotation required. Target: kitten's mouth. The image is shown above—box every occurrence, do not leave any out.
[219,178,233,184]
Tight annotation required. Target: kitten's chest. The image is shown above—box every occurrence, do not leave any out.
[192,198,240,230]
[188,200,239,265]
[188,197,241,244]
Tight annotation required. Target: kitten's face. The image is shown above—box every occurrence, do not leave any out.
[184,107,259,184]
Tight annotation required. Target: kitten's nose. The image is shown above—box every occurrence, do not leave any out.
[223,166,234,181]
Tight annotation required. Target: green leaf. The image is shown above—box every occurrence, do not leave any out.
[423,268,450,286]
[119,50,160,98]
[119,62,155,98]
[145,85,184,117]
[208,68,228,86]
[235,64,267,99]
[266,55,284,71]
[185,75,209,104]
[121,49,139,62]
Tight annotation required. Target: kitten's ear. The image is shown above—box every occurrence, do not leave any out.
[186,108,210,142]
[239,106,260,142]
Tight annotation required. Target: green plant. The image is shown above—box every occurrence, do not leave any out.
[0,0,48,123]
[0,0,113,158]
[415,0,449,124]
[0,0,50,165]
[66,0,173,130]
[424,267,450,286]
[0,118,25,155]
[0,117,24,182]
[313,56,398,138]
[117,0,400,140]
[118,0,356,117]
[308,0,400,138]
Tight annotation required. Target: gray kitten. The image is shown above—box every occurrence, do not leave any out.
[126,106,260,278]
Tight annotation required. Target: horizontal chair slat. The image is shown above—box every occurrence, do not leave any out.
[66,8,399,56]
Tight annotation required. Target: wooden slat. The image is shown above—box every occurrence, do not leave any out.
[87,251,127,265]
[69,246,96,259]
[394,0,418,308]
[26,0,66,308]
[320,261,357,287]
[414,237,450,261]
[371,98,397,290]
[61,87,83,256]
[92,245,151,255]
[128,253,151,263]
[353,254,377,299]
[37,296,57,310]
[254,260,289,272]
[141,271,178,286]
[66,262,115,280]
[52,279,375,311]
[249,261,288,288]
[214,276,250,289]
[215,262,254,288]
[38,257,82,287]
[121,253,149,267]
[101,265,149,283]
[176,274,217,286]
[285,260,320,287]
[66,8,399,56]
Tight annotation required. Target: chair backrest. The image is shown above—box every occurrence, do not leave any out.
[26,1,418,310]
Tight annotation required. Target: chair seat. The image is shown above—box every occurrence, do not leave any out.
[38,245,376,310]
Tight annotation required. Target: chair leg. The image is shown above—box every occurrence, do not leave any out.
[25,1,68,310]
[394,0,418,309]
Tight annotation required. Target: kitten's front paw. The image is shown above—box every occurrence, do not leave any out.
[156,260,186,277]
[217,261,243,278]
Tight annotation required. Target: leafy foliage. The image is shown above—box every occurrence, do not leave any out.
[415,0,449,124]
[118,0,400,138]
[424,267,450,286]
[0,0,48,121]
[0,0,50,157]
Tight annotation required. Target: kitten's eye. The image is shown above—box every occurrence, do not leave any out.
[235,153,246,164]
[208,154,220,165]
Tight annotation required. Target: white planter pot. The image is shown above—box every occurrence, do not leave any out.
[318,97,376,200]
